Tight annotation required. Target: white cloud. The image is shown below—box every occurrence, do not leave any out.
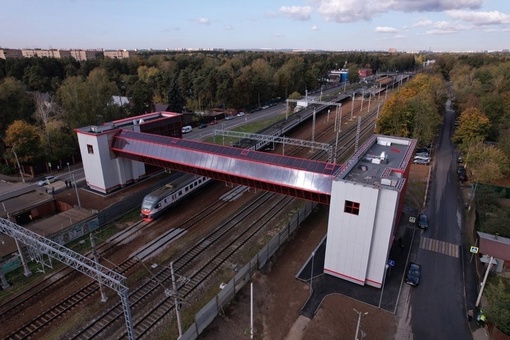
[279,6,312,21]
[412,19,434,27]
[446,10,510,25]
[197,18,211,25]
[424,21,467,34]
[311,25,319,31]
[426,28,456,34]
[390,0,483,12]
[311,0,484,22]
[376,26,398,33]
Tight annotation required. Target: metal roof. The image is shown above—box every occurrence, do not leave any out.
[478,231,510,261]
[111,130,342,204]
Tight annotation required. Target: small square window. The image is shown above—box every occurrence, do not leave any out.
[344,200,360,215]
[87,144,94,154]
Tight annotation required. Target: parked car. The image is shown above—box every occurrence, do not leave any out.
[415,148,430,158]
[37,175,58,186]
[199,123,208,129]
[181,126,192,134]
[237,112,245,117]
[414,155,431,161]
[405,262,422,286]
[417,214,429,229]
[413,158,430,165]
[209,120,218,125]
[225,115,234,120]
[457,165,467,182]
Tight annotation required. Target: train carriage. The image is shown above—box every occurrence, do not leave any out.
[141,174,211,221]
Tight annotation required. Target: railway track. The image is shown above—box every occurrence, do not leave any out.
[2,96,382,339]
[73,193,293,339]
[0,220,149,324]
[1,184,252,339]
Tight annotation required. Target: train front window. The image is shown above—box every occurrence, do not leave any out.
[142,198,157,210]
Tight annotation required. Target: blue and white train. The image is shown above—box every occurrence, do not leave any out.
[141,174,211,221]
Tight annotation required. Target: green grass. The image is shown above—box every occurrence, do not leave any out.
[204,112,290,145]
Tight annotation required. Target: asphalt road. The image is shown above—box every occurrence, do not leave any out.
[410,98,473,339]
[0,167,85,202]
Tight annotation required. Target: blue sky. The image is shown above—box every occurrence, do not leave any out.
[1,0,509,52]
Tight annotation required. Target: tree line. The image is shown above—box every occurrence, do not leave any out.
[0,51,418,173]
[375,53,510,186]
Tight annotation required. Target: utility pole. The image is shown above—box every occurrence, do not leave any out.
[12,146,25,183]
[350,93,355,120]
[475,256,495,307]
[250,282,254,339]
[312,108,316,143]
[71,173,81,208]
[170,262,183,338]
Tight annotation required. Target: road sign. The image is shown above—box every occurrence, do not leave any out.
[470,246,479,254]
[388,260,395,267]
[409,216,416,223]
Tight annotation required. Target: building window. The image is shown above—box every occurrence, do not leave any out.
[87,144,94,154]
[344,200,360,215]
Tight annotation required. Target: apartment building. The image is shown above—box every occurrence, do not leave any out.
[0,48,23,59]
[0,48,99,60]
[103,50,134,59]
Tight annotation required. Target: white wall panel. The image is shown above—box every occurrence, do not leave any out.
[325,180,380,285]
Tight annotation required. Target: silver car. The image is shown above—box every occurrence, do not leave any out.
[413,158,430,165]
[37,175,58,186]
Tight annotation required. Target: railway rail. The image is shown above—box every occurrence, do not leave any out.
[1,94,383,339]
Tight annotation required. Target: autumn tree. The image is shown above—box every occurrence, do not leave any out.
[465,142,509,184]
[452,107,491,148]
[375,74,443,145]
[3,120,43,164]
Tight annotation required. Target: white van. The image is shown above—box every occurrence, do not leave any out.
[182,126,192,134]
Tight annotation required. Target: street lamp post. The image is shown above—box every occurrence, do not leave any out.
[378,264,390,308]
[354,309,368,340]
[310,251,315,289]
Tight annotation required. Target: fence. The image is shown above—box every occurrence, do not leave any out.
[181,201,317,339]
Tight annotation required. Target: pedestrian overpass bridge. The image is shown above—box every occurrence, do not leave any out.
[111,130,343,205]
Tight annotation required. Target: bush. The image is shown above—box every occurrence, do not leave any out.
[0,163,16,175]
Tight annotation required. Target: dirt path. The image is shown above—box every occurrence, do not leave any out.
[200,205,397,340]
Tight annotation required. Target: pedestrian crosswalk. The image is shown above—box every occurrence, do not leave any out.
[419,237,459,258]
